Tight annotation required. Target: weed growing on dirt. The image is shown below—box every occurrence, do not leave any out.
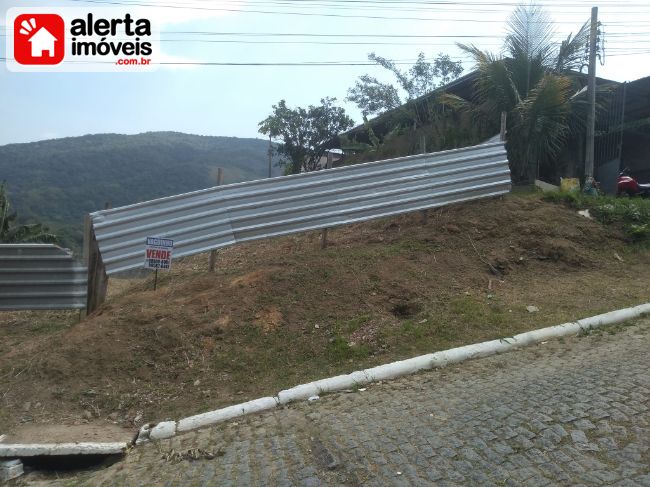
[344,314,372,333]
[327,335,370,362]
[544,191,650,241]
[3,194,650,430]
[401,321,425,340]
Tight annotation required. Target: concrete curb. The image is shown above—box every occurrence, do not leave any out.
[110,303,650,443]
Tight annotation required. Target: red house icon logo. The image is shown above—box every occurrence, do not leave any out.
[14,14,65,65]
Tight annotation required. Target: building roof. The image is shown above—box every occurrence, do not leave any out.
[341,70,478,145]
[339,67,623,148]
[625,75,650,123]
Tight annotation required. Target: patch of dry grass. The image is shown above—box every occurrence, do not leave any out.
[1,192,649,432]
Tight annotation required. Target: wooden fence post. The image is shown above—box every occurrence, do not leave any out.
[83,214,91,268]
[320,228,328,249]
[80,216,91,319]
[500,111,507,142]
[209,168,225,272]
[84,214,108,314]
[208,250,217,272]
[320,152,334,249]
[421,137,428,224]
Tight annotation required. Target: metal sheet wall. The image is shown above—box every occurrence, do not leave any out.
[91,142,511,275]
[0,244,87,310]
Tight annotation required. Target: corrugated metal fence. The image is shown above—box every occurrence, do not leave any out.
[91,141,511,275]
[0,244,87,310]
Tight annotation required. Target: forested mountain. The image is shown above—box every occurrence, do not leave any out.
[0,132,279,249]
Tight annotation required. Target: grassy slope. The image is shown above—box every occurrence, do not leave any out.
[1,192,649,431]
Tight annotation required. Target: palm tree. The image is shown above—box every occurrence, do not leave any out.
[0,182,58,244]
[454,4,590,182]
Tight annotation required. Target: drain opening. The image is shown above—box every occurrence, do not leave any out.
[20,453,123,473]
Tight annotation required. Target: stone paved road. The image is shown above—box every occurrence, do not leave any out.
[25,319,650,486]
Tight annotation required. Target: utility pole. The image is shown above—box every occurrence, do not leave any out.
[584,6,598,179]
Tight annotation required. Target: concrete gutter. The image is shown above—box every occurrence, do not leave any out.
[0,442,128,458]
[4,304,647,453]
[131,302,650,443]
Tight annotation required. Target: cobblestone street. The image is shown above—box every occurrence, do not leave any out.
[28,320,650,486]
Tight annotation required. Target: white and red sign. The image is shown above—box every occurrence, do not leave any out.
[6,7,159,72]
[144,237,173,270]
[14,14,65,66]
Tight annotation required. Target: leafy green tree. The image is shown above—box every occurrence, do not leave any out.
[454,4,589,181]
[259,98,355,174]
[0,182,57,243]
[0,133,277,251]
[347,52,464,118]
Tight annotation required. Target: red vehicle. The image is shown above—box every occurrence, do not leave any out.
[617,169,650,198]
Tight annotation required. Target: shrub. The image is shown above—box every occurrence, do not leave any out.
[543,191,650,241]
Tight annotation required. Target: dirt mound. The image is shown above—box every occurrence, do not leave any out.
[1,193,648,433]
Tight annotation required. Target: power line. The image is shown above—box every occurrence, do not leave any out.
[73,0,650,9]
[2,27,650,39]
[142,0,650,16]
[0,57,469,65]
[67,0,643,24]
[157,39,507,46]
[2,49,644,67]
[2,0,648,61]
[2,34,647,49]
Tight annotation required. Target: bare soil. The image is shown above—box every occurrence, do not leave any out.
[1,192,649,438]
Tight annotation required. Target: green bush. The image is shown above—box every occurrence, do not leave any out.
[543,191,650,241]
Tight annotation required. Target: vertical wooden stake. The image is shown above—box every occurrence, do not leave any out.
[418,137,429,225]
[83,214,91,267]
[153,269,158,291]
[320,152,334,250]
[209,168,225,271]
[80,215,91,319]
[420,137,428,224]
[500,111,507,142]
[84,214,108,314]
[268,135,273,178]
[208,250,217,272]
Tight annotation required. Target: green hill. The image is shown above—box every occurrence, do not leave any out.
[0,132,280,249]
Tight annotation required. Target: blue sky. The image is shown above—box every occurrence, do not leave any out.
[1,0,649,146]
